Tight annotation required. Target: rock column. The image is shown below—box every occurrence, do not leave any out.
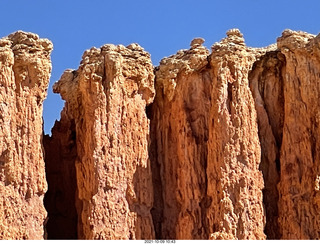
[0,31,52,239]
[51,44,155,239]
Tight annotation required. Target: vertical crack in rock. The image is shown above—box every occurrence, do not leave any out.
[51,43,155,239]
[249,50,285,239]
[148,101,164,239]
[0,31,52,239]
[43,109,78,239]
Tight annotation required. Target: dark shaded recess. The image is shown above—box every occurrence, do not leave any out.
[249,51,285,239]
[148,102,164,239]
[149,70,212,239]
[43,119,78,239]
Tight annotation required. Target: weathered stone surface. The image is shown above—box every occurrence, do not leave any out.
[249,50,284,239]
[50,43,155,239]
[207,30,266,240]
[150,30,266,240]
[43,107,78,239]
[150,39,211,239]
[0,31,52,239]
[248,29,320,239]
[275,30,320,239]
[3,28,320,240]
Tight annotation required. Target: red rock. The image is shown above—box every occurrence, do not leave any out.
[0,31,52,239]
[2,28,320,240]
[150,29,266,240]
[49,43,155,239]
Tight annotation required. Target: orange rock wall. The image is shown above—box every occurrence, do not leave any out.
[0,32,52,239]
[2,29,320,240]
[50,44,155,239]
[150,30,266,240]
[250,30,320,239]
[275,30,320,239]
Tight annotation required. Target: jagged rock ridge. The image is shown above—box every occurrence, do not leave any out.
[1,28,320,240]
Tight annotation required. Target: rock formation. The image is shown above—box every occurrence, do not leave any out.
[43,109,78,239]
[150,29,320,240]
[150,29,267,240]
[2,28,320,240]
[46,44,155,239]
[250,29,320,239]
[0,31,52,239]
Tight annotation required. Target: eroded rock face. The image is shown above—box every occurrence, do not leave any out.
[2,28,320,240]
[150,29,267,240]
[0,31,52,239]
[207,29,266,240]
[47,29,320,240]
[249,50,284,239]
[150,38,211,239]
[49,43,155,239]
[275,30,320,239]
[43,107,78,239]
[249,29,320,239]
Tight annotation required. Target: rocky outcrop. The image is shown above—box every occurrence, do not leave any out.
[150,37,211,239]
[47,44,155,239]
[43,29,320,240]
[206,29,267,240]
[249,29,320,239]
[261,30,320,239]
[150,29,267,240]
[275,30,320,239]
[2,28,320,240]
[0,31,52,239]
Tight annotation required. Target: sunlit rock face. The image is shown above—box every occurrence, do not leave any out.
[48,43,155,239]
[2,28,320,240]
[0,31,52,239]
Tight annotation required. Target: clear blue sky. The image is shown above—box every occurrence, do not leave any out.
[1,0,320,134]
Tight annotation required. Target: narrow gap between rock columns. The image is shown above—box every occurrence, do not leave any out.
[248,52,284,239]
[147,102,165,239]
[43,119,79,239]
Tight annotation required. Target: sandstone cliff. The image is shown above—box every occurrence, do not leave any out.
[150,30,266,240]
[150,29,320,239]
[2,28,320,240]
[0,31,52,239]
[46,44,155,239]
[250,30,320,239]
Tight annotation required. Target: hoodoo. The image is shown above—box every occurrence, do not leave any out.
[0,31,52,239]
[1,29,320,240]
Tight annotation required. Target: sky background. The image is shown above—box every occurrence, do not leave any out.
[1,0,320,134]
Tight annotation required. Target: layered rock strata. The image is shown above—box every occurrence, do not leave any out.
[48,43,155,239]
[0,31,52,239]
